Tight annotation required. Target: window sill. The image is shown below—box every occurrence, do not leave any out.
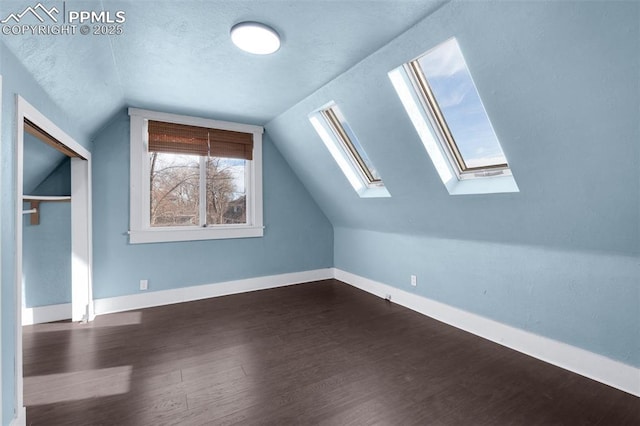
[129,225,265,244]
[445,174,519,195]
[357,185,391,198]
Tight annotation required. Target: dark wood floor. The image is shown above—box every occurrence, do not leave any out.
[23,279,638,425]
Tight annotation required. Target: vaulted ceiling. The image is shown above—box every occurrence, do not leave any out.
[4,0,638,256]
[2,0,447,136]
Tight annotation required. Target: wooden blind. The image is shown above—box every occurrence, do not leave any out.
[148,120,253,160]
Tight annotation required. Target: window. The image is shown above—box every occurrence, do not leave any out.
[310,103,390,198]
[389,38,519,195]
[321,107,382,184]
[129,108,263,243]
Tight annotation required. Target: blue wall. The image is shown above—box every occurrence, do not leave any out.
[266,0,640,367]
[31,158,71,196]
[2,2,639,424]
[22,133,67,194]
[22,159,72,309]
[0,41,91,425]
[335,228,640,367]
[91,112,333,299]
[22,202,71,308]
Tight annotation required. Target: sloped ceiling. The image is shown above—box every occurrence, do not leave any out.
[3,0,638,256]
[1,0,447,136]
[266,0,640,254]
[22,132,67,194]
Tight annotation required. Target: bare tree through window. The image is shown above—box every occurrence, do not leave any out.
[150,152,246,227]
[206,157,246,225]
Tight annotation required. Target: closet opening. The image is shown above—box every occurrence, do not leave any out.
[22,118,86,325]
[15,95,93,417]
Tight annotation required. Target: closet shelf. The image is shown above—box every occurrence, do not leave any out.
[22,195,71,225]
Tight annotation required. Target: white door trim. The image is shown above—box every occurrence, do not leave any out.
[15,95,93,415]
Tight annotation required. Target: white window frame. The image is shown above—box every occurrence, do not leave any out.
[128,108,264,243]
[388,44,519,195]
[309,102,390,198]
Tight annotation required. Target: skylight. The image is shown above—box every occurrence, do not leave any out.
[310,103,390,198]
[321,106,381,184]
[411,38,507,172]
[389,37,518,194]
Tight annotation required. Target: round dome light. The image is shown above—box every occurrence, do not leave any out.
[230,22,281,55]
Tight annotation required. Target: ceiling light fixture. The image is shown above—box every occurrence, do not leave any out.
[230,22,281,55]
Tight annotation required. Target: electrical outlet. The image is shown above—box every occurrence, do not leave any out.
[140,279,148,290]
[411,275,417,287]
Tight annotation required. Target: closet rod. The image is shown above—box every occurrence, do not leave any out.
[22,195,71,202]
[21,196,70,225]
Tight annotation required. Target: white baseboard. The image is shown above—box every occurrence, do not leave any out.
[22,303,72,325]
[333,268,640,397]
[25,268,637,397]
[10,406,26,426]
[94,268,333,315]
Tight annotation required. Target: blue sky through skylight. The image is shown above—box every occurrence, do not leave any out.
[417,38,507,169]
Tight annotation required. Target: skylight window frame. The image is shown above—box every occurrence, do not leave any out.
[309,102,390,198]
[320,107,382,186]
[405,60,510,179]
[388,38,519,195]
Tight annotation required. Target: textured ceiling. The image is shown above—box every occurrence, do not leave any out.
[1,0,447,136]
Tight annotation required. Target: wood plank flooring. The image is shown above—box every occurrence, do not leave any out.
[23,279,639,425]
